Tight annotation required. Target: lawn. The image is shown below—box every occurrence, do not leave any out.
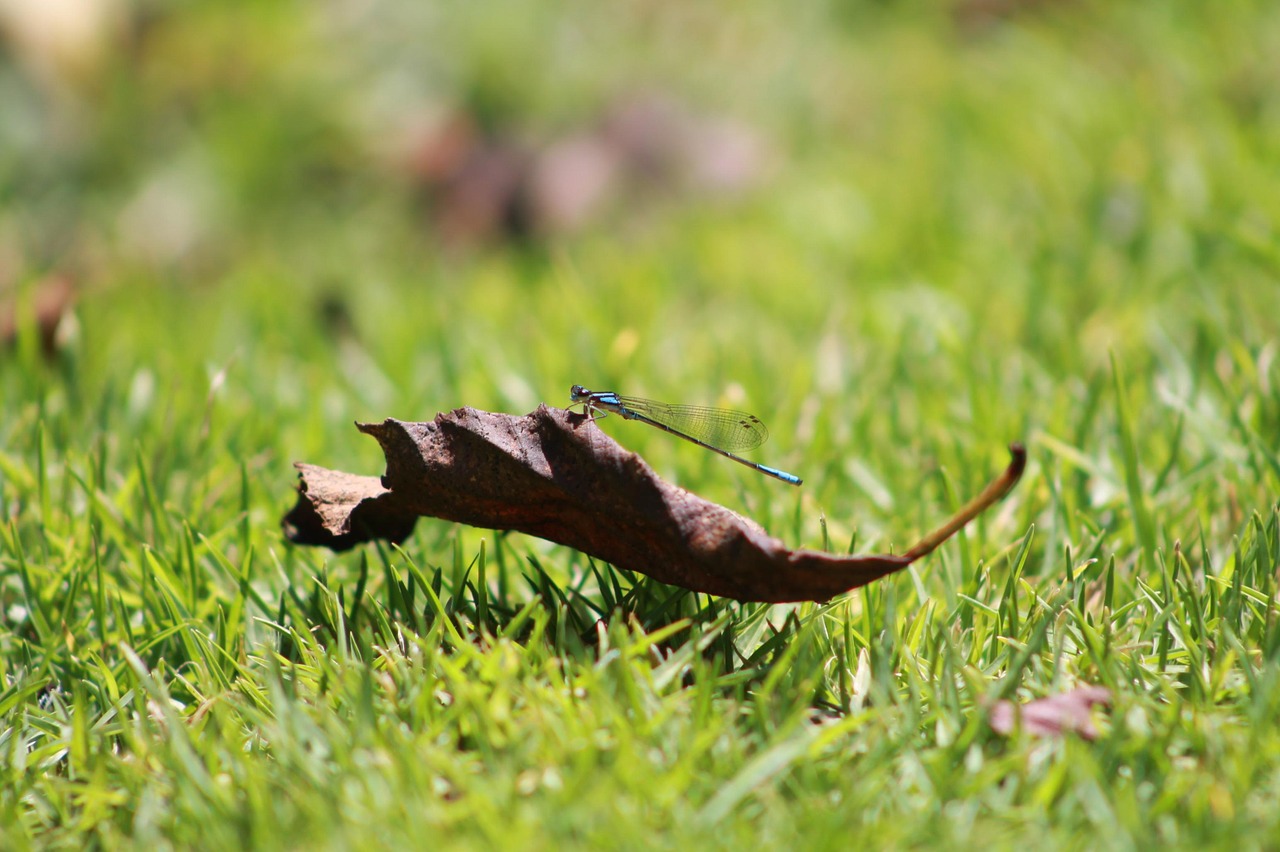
[3,0,1280,847]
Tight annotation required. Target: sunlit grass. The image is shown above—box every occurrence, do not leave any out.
[3,1,1280,847]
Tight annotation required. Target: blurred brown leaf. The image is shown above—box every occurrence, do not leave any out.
[283,405,1024,604]
[0,275,76,357]
[989,685,1112,740]
[405,93,767,244]
[952,0,1077,31]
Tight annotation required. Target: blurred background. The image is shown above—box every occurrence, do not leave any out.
[2,0,1278,545]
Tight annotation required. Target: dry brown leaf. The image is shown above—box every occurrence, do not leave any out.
[283,405,1025,603]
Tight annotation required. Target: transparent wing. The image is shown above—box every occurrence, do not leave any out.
[614,395,770,452]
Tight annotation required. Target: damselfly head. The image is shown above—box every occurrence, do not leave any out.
[569,385,590,402]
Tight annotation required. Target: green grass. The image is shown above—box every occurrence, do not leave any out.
[3,0,1280,847]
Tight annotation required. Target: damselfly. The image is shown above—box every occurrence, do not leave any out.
[569,385,802,486]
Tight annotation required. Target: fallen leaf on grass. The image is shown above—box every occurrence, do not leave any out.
[283,405,1025,603]
[1,275,76,357]
[282,465,419,552]
[403,93,767,244]
[989,685,1112,740]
